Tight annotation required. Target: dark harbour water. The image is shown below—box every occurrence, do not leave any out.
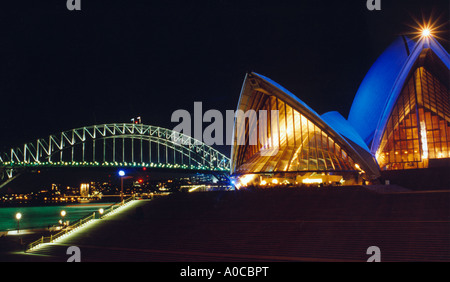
[0,202,115,231]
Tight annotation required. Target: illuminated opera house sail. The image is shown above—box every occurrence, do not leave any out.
[349,35,450,171]
[230,72,380,186]
[231,33,449,187]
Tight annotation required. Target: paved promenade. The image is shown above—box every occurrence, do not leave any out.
[3,187,450,262]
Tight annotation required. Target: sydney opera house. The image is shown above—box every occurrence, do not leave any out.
[231,32,449,188]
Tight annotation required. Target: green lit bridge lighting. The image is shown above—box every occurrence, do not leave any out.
[0,123,230,183]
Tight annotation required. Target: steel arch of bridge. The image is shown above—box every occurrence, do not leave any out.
[0,123,230,178]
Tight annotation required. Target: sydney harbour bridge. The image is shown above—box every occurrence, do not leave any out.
[0,123,231,187]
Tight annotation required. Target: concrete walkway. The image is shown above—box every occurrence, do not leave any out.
[6,188,450,262]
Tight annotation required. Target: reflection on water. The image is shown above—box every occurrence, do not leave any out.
[0,203,114,231]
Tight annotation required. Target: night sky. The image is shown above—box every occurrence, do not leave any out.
[0,0,448,156]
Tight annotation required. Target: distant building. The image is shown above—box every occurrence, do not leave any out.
[80,183,90,197]
[51,183,60,191]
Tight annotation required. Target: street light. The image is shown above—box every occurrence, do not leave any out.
[15,212,22,233]
[118,170,132,204]
[61,210,66,227]
[119,170,125,204]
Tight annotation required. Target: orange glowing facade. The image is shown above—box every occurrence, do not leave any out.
[367,36,450,171]
[231,73,380,186]
[376,66,449,170]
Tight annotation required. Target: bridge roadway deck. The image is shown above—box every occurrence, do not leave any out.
[5,187,450,262]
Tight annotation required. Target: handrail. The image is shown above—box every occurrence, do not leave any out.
[25,195,135,252]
